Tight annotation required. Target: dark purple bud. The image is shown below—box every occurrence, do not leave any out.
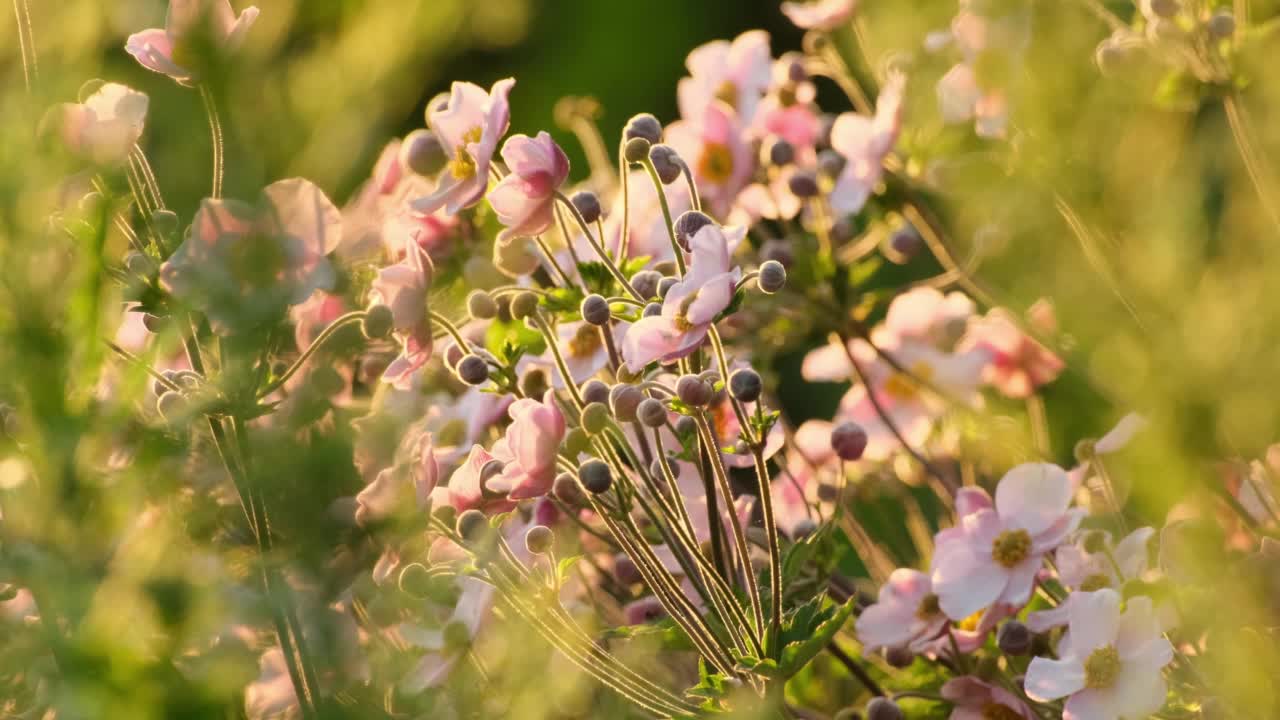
[817,149,847,180]
[637,398,668,428]
[865,697,903,720]
[788,170,820,198]
[581,294,611,326]
[643,302,662,318]
[361,305,395,340]
[766,138,795,167]
[631,270,662,300]
[624,137,651,163]
[624,113,663,145]
[676,374,713,407]
[525,525,554,554]
[456,355,490,386]
[674,210,715,250]
[831,422,868,461]
[758,260,786,294]
[571,190,602,224]
[553,472,585,506]
[581,379,610,407]
[579,459,613,494]
[609,384,644,423]
[728,368,763,403]
[648,144,682,184]
[400,129,446,176]
[997,620,1032,656]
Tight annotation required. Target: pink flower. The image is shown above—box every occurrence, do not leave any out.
[621,224,741,370]
[534,320,629,388]
[160,178,341,333]
[355,432,440,526]
[411,79,514,216]
[1028,527,1157,632]
[400,577,495,692]
[666,103,755,218]
[601,169,692,265]
[1024,590,1173,720]
[941,676,1034,720]
[489,390,566,500]
[935,7,1028,139]
[959,308,1064,398]
[488,132,570,241]
[126,0,259,85]
[828,72,906,216]
[931,463,1082,620]
[678,30,773,125]
[781,0,857,31]
[244,648,297,720]
[446,444,514,513]
[855,568,948,652]
[50,83,149,166]
[369,244,434,389]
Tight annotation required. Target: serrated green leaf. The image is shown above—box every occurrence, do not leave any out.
[777,599,854,678]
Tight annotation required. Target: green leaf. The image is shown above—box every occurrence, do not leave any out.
[576,261,615,295]
[776,598,855,678]
[541,286,585,314]
[556,554,582,578]
[485,318,545,360]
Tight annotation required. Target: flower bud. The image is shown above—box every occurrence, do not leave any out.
[494,236,541,277]
[997,620,1032,656]
[124,251,152,277]
[650,455,679,481]
[817,149,847,181]
[361,304,395,340]
[571,190,602,224]
[1149,0,1179,18]
[831,422,868,461]
[674,415,698,438]
[637,398,668,428]
[642,302,662,318]
[519,367,549,399]
[884,646,914,668]
[657,277,679,299]
[865,697,903,720]
[885,226,922,264]
[631,270,662,300]
[456,509,489,544]
[610,384,644,423]
[728,368,763,403]
[758,260,786,294]
[579,459,613,494]
[1207,10,1235,38]
[766,138,795,167]
[553,472,585,506]
[456,355,490,386]
[788,170,820,198]
[648,144,682,184]
[624,113,663,145]
[399,563,449,600]
[156,390,186,422]
[444,343,465,371]
[673,210,715,250]
[525,525,555,555]
[613,554,642,584]
[624,137,651,163]
[467,290,498,320]
[510,291,539,320]
[400,129,446,176]
[676,374,714,407]
[580,402,611,435]
[581,379,610,406]
[151,209,178,237]
[581,294,611,326]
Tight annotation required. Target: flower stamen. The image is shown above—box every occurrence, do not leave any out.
[991,529,1032,568]
[1084,645,1121,690]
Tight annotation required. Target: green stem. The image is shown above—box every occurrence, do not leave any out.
[198,84,224,199]
[258,311,365,398]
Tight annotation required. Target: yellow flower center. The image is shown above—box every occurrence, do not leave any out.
[958,610,984,632]
[882,361,934,402]
[447,126,484,179]
[991,529,1032,568]
[674,291,700,332]
[1079,573,1112,592]
[915,593,941,620]
[698,142,735,184]
[1084,646,1121,690]
[714,80,738,110]
[567,323,602,359]
[982,703,1024,720]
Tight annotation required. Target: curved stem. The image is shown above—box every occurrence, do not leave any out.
[258,311,365,398]
[198,84,225,199]
[1224,93,1280,234]
[639,159,686,277]
[751,445,783,657]
[554,193,643,301]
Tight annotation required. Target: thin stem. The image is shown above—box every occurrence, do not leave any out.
[826,642,884,697]
[553,192,643,301]
[198,84,225,199]
[104,339,181,393]
[676,158,702,212]
[639,159,686,277]
[258,311,365,397]
[1053,195,1147,333]
[533,234,574,287]
[751,445,783,657]
[618,140,633,261]
[12,0,37,92]
[1224,94,1280,234]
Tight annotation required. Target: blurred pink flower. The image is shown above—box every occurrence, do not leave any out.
[828,72,906,216]
[932,463,1082,620]
[621,224,741,369]
[355,432,440,526]
[488,132,570,241]
[160,178,341,333]
[941,676,1034,720]
[1025,590,1173,720]
[126,0,259,84]
[400,577,494,692]
[244,648,297,720]
[781,0,857,31]
[489,390,566,500]
[1028,527,1156,632]
[666,103,754,218]
[369,244,434,389]
[959,308,1064,398]
[51,83,149,166]
[535,320,629,388]
[412,78,514,216]
[855,568,948,652]
[446,444,515,513]
[678,30,773,125]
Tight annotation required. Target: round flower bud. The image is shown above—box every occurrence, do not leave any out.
[884,645,914,668]
[443,343,464,371]
[361,304,395,340]
[610,384,644,423]
[885,226,922,265]
[581,294,611,326]
[510,291,539,321]
[150,209,178,237]
[831,217,855,244]
[782,52,808,83]
[865,697,903,720]
[631,270,662,300]
[525,525,555,555]
[581,379,610,406]
[124,251,151,278]
[399,562,448,600]
[493,236,541,277]
[642,302,662,318]
[570,190,602,224]
[142,313,166,333]
[650,455,679,481]
[657,277,679,299]
[467,290,498,320]
[831,422,868,461]
[624,137,651,163]
[997,620,1032,656]
[1207,10,1235,38]
[787,170,820,198]
[156,390,186,422]
[673,415,698,438]
[614,554,642,585]
[758,260,787,294]
[817,149,847,181]
[580,402,612,435]
[456,509,489,544]
[519,367,549,399]
[624,113,663,145]
[553,472,585,506]
[400,129,446,176]
[1149,0,1179,18]
[728,368,763,403]
[579,459,613,494]
[637,398,668,428]
[673,210,715,250]
[433,503,458,530]
[766,138,795,167]
[456,355,490,386]
[648,144,682,184]
[676,374,714,407]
